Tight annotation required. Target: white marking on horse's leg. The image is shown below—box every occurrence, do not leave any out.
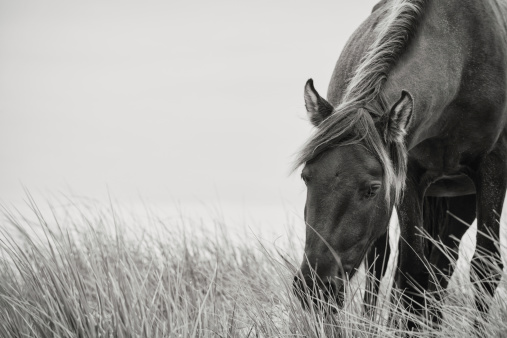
[375,208,400,320]
[448,189,507,295]
[500,192,507,273]
[494,191,507,301]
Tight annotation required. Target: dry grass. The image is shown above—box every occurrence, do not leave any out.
[0,196,506,337]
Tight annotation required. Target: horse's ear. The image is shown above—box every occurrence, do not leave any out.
[385,91,413,143]
[304,79,334,127]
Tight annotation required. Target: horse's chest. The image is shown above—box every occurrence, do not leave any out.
[409,139,477,197]
[409,139,464,172]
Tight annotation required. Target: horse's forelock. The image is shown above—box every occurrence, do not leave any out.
[293,104,403,205]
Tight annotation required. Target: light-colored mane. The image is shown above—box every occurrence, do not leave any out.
[295,0,428,204]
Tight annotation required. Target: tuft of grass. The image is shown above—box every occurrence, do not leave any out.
[0,196,506,337]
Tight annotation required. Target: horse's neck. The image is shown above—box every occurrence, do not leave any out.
[382,0,505,149]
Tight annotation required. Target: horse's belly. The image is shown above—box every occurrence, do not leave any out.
[425,175,476,197]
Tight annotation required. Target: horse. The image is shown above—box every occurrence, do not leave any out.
[292,0,507,328]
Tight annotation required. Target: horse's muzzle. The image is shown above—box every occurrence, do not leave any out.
[292,274,344,312]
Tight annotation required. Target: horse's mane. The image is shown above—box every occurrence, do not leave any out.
[294,0,428,204]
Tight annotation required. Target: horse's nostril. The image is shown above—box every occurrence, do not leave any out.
[293,275,312,293]
[293,275,300,285]
[293,275,300,288]
[324,280,337,295]
[293,275,312,310]
[292,275,303,293]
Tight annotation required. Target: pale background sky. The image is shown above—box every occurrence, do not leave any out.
[0,0,379,224]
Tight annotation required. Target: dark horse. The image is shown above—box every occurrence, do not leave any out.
[293,0,507,327]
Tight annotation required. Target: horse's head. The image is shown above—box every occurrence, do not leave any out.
[293,79,413,309]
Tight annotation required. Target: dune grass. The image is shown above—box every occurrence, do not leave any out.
[0,196,506,337]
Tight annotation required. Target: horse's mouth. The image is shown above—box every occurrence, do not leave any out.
[293,277,345,313]
[298,293,344,315]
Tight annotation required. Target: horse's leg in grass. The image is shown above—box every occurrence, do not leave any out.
[472,143,506,324]
[426,194,476,324]
[396,176,430,330]
[429,194,476,291]
[363,231,390,316]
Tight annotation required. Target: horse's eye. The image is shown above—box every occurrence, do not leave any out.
[301,174,310,184]
[365,184,381,198]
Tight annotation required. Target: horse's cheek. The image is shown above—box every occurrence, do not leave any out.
[335,221,368,252]
[363,200,390,237]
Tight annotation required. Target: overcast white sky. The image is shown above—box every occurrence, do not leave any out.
[0,0,378,222]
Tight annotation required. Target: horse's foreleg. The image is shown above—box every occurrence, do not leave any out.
[429,194,476,292]
[363,231,390,317]
[424,195,475,326]
[396,179,430,329]
[472,144,506,319]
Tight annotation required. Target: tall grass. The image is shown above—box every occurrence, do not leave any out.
[0,196,506,337]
